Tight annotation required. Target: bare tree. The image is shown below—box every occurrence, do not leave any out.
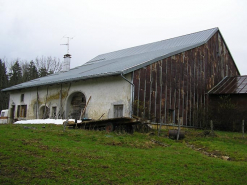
[35,56,62,77]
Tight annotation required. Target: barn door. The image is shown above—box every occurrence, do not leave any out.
[114,105,123,118]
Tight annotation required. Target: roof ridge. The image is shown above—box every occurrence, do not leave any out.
[88,27,218,64]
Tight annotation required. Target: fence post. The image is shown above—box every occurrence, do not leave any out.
[210,120,214,134]
[242,120,245,138]
[63,117,68,132]
[177,119,180,141]
[158,117,163,136]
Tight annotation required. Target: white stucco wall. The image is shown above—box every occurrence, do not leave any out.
[8,74,132,120]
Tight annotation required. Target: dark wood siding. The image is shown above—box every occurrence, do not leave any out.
[133,31,239,127]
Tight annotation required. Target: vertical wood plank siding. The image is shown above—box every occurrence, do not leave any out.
[133,31,239,126]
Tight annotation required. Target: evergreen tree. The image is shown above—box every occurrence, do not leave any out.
[0,59,9,111]
[23,61,39,82]
[21,61,29,82]
[9,61,22,86]
[39,67,49,77]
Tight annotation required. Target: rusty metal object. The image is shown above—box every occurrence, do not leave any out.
[208,76,247,94]
[105,122,114,132]
[168,129,185,140]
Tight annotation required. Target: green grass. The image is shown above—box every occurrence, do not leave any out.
[0,124,247,184]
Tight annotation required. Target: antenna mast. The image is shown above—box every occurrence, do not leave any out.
[61,36,73,54]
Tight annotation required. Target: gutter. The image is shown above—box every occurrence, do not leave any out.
[120,73,135,118]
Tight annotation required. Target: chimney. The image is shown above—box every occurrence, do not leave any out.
[61,54,71,72]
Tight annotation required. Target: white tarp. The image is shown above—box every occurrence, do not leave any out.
[14,119,81,125]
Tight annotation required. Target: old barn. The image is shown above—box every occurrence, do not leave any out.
[2,27,240,127]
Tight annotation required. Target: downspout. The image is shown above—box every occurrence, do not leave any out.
[121,73,135,118]
[36,87,39,119]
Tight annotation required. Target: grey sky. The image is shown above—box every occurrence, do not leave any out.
[0,0,247,74]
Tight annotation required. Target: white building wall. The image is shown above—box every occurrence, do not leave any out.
[8,74,132,120]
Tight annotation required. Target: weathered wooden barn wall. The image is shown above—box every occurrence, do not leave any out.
[209,94,247,111]
[133,31,240,127]
[209,94,247,131]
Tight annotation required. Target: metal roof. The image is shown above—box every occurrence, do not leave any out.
[3,27,219,92]
[208,76,247,94]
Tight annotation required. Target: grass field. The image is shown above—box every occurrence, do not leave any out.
[0,124,247,184]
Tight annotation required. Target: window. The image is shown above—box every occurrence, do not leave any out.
[114,105,123,118]
[17,105,27,118]
[21,94,24,102]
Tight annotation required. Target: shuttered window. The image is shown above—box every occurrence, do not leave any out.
[114,105,123,118]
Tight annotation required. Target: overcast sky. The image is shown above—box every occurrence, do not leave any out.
[1,0,247,74]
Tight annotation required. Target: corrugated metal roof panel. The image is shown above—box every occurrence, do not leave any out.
[2,27,219,92]
[88,28,217,64]
[208,76,247,94]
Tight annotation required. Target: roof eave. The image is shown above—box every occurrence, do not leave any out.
[1,71,122,92]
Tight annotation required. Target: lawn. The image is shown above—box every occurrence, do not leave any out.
[0,124,246,184]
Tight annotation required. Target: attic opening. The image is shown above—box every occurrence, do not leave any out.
[66,92,86,119]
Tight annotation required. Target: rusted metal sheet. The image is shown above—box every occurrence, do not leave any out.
[208,76,247,94]
[133,31,239,127]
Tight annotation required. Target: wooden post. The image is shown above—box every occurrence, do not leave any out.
[98,113,105,120]
[158,117,163,136]
[36,87,39,119]
[210,120,214,134]
[177,119,180,141]
[79,96,91,120]
[63,117,68,132]
[242,120,245,138]
[58,84,63,119]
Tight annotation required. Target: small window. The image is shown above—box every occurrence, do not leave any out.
[114,105,123,118]
[21,94,24,102]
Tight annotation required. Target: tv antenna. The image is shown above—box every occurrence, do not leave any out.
[60,36,74,54]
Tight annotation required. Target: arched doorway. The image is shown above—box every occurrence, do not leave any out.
[66,92,86,119]
[39,105,50,119]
